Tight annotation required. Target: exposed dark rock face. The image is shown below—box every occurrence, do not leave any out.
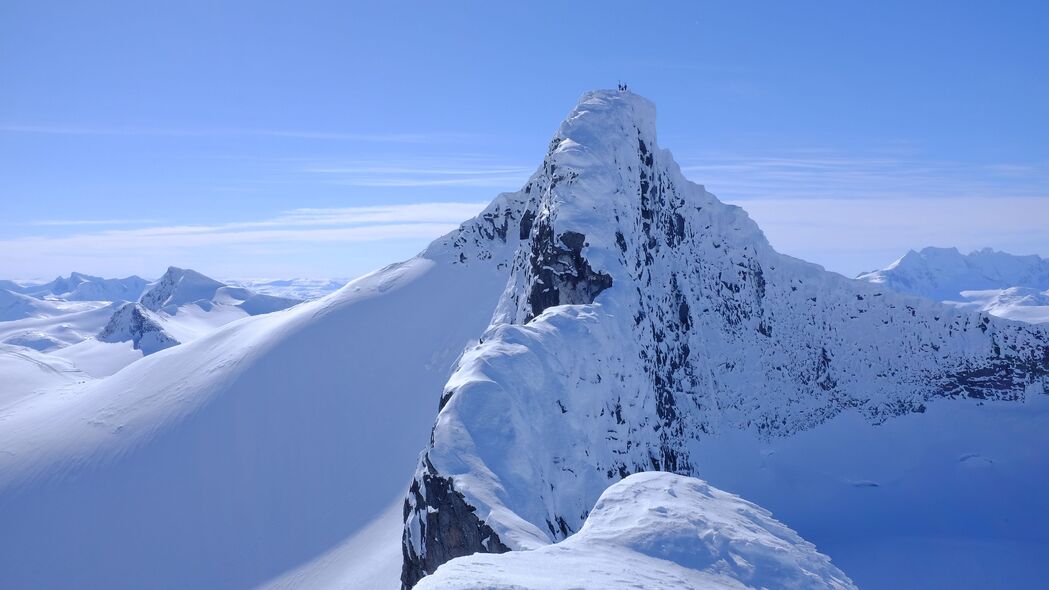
[97,303,180,355]
[526,223,613,320]
[519,209,536,240]
[401,459,509,588]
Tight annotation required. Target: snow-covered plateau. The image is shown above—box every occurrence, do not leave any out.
[1,89,1047,590]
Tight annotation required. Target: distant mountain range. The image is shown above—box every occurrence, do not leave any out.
[0,267,307,401]
[859,247,1049,323]
[4,271,149,302]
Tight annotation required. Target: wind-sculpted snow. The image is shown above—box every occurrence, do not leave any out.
[403,89,1049,586]
[417,472,856,590]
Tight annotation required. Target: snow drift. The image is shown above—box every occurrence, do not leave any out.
[417,472,856,590]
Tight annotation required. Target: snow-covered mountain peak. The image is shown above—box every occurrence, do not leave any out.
[549,89,658,163]
[9,271,149,302]
[49,271,96,294]
[402,89,1049,587]
[97,302,180,354]
[140,266,227,312]
[484,88,767,325]
[860,247,1049,302]
[891,246,964,271]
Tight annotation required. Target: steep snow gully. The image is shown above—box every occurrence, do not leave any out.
[1,90,1046,590]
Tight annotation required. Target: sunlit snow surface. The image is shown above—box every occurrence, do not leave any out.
[419,472,855,590]
[0,255,513,588]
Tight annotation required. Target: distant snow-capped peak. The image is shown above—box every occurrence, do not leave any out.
[859,247,1049,324]
[139,267,229,312]
[859,247,1049,301]
[8,272,149,302]
[138,266,299,316]
[97,302,180,354]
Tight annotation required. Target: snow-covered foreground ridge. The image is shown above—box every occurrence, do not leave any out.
[401,90,1049,586]
[418,472,856,590]
[0,256,515,587]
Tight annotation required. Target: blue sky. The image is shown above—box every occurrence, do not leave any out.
[2,1,1047,280]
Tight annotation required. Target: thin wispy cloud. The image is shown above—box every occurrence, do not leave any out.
[301,158,533,188]
[732,195,1049,277]
[4,202,489,259]
[674,149,1049,275]
[29,218,162,227]
[679,151,1049,202]
[0,124,469,144]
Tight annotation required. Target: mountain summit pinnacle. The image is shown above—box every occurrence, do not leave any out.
[401,89,1049,587]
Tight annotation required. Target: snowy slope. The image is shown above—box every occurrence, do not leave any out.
[402,90,1049,587]
[139,266,232,311]
[687,390,1049,588]
[418,472,855,590]
[0,288,65,321]
[858,247,1049,324]
[0,297,115,349]
[0,202,522,588]
[0,344,92,409]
